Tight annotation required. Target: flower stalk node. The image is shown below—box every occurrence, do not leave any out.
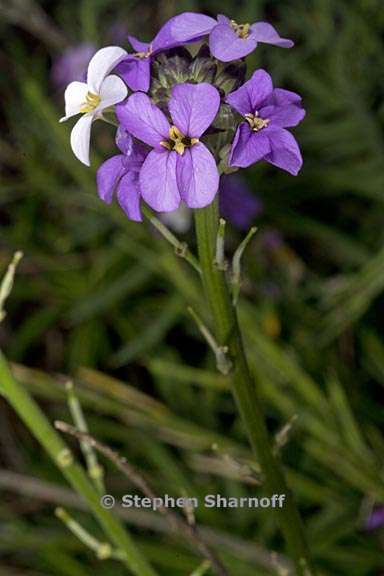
[188,306,232,375]
[56,448,74,468]
[231,226,258,305]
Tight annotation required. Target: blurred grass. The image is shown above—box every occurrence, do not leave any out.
[1,0,384,574]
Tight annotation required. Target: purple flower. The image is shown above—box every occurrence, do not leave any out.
[115,18,192,92]
[116,83,220,212]
[219,174,263,230]
[225,69,305,175]
[51,43,96,90]
[164,12,293,62]
[96,127,147,221]
[365,507,384,531]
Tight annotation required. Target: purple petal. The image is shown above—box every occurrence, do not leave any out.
[163,12,216,45]
[260,103,305,128]
[128,35,150,53]
[265,128,303,175]
[96,155,125,204]
[259,88,305,127]
[176,143,219,208]
[115,56,151,92]
[116,92,170,148]
[225,69,273,115]
[140,150,180,212]
[219,174,263,230]
[115,126,133,155]
[268,88,302,107]
[169,83,220,138]
[251,22,294,48]
[229,123,271,168]
[216,14,230,25]
[116,171,142,221]
[209,23,257,62]
[365,507,384,531]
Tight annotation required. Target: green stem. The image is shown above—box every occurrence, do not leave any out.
[0,351,158,576]
[194,199,316,576]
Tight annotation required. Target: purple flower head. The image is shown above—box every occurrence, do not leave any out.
[51,43,96,90]
[96,127,147,221]
[225,69,305,175]
[116,83,220,212]
[115,17,195,93]
[163,12,293,62]
[219,174,263,230]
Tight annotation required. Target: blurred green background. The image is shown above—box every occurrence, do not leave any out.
[1,0,384,574]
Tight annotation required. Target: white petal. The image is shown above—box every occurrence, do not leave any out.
[60,81,88,122]
[70,114,94,166]
[97,75,128,111]
[87,46,127,94]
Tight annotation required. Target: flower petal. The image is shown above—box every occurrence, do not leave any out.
[96,75,128,111]
[116,92,170,147]
[140,150,180,212]
[60,81,88,121]
[260,104,305,128]
[164,12,216,44]
[250,22,294,48]
[117,171,143,221]
[265,128,303,175]
[115,56,151,92]
[268,88,302,107]
[115,126,133,155]
[225,69,273,115]
[229,123,271,168]
[169,83,220,138]
[96,155,125,203]
[128,35,150,53]
[259,88,305,127]
[87,46,128,93]
[216,14,230,25]
[209,23,258,62]
[176,143,219,208]
[70,114,94,166]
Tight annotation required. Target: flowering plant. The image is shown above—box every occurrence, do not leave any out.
[59,11,312,576]
[60,12,305,218]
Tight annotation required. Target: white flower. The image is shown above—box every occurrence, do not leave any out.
[60,46,128,166]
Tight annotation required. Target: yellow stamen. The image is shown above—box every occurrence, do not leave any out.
[230,20,250,39]
[245,113,270,131]
[134,45,153,59]
[80,91,101,113]
[161,125,199,155]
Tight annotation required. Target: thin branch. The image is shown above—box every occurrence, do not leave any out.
[142,206,201,274]
[65,381,105,494]
[55,420,229,576]
[231,226,257,306]
[188,307,232,375]
[0,469,292,573]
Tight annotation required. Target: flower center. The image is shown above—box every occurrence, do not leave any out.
[245,112,270,132]
[135,45,153,59]
[80,91,101,114]
[160,125,199,155]
[230,20,250,39]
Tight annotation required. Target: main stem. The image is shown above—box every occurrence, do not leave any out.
[194,199,315,576]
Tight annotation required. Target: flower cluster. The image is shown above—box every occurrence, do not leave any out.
[60,12,305,220]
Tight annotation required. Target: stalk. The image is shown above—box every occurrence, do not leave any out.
[194,199,316,575]
[0,351,158,576]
